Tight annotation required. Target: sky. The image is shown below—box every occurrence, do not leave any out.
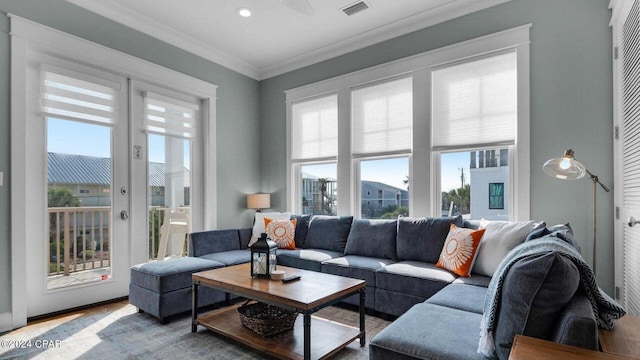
[48,118,187,166]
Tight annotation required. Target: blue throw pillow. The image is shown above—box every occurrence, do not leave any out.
[304,215,353,252]
[344,219,397,260]
[396,215,463,263]
[525,223,581,253]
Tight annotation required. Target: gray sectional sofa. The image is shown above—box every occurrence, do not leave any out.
[129,214,606,359]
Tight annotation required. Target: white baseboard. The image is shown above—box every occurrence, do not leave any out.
[0,312,13,332]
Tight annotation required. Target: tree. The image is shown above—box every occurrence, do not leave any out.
[442,184,470,215]
[48,188,80,207]
[381,205,408,219]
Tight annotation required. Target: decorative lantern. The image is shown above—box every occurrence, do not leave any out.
[250,233,277,278]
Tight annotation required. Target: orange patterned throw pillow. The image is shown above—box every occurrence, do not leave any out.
[436,224,486,277]
[264,217,298,250]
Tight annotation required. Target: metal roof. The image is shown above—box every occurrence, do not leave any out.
[47,153,185,187]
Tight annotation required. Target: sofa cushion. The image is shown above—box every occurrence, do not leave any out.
[130,257,224,293]
[276,248,344,272]
[426,283,487,314]
[436,224,485,277]
[396,215,463,263]
[304,215,353,252]
[370,303,484,360]
[344,219,397,260]
[321,255,395,286]
[376,261,455,299]
[472,220,537,277]
[188,230,240,257]
[452,274,492,287]
[199,249,251,266]
[494,252,580,360]
[291,214,312,248]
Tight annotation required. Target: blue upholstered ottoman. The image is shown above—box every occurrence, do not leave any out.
[129,257,226,324]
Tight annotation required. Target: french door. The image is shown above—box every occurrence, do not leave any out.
[10,16,215,326]
[24,56,131,317]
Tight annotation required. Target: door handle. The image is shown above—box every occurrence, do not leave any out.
[120,210,129,221]
[628,216,640,227]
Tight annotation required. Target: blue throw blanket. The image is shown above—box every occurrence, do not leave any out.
[477,235,626,357]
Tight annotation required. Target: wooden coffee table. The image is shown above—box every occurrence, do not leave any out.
[191,263,366,360]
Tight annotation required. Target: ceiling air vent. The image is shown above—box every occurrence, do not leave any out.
[342,1,369,16]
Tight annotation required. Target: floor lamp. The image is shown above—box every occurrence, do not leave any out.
[543,149,610,275]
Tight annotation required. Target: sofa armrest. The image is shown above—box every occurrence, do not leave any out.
[550,290,598,350]
[189,229,240,257]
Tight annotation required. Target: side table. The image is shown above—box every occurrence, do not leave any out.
[599,315,640,359]
[509,335,629,360]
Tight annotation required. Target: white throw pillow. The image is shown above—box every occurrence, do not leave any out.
[249,211,291,247]
[472,219,536,277]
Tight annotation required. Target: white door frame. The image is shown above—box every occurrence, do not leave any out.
[9,15,217,329]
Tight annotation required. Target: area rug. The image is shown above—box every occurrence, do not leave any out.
[0,300,390,359]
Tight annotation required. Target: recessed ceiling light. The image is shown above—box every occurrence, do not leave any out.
[237,8,252,17]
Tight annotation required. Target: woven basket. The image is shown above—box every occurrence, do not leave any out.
[237,301,298,337]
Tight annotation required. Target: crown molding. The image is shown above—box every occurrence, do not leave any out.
[65,0,260,79]
[259,0,511,79]
[66,0,510,81]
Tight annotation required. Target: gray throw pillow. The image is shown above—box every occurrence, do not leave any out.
[494,252,580,360]
[396,215,463,263]
[304,215,353,252]
[344,219,397,260]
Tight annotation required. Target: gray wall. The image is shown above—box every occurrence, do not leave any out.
[260,0,616,292]
[0,0,262,315]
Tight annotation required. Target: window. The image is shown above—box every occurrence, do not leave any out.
[353,78,412,218]
[286,25,529,220]
[433,51,516,220]
[489,183,505,209]
[359,157,409,219]
[299,163,337,215]
[290,95,338,215]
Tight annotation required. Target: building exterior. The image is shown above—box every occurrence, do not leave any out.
[47,152,189,207]
[469,149,509,220]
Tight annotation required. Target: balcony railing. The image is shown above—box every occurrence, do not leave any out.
[48,206,111,276]
[48,206,185,277]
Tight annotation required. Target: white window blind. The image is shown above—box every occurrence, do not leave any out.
[291,94,338,161]
[42,69,118,125]
[431,51,517,150]
[144,91,198,139]
[351,77,412,157]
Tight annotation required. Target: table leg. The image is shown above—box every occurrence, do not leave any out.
[304,311,311,360]
[191,281,199,333]
[359,288,366,347]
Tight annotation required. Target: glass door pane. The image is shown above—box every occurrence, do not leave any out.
[46,118,112,289]
[148,134,191,260]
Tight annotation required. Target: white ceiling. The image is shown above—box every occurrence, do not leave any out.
[65,0,509,80]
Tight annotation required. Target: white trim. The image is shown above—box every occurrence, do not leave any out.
[285,24,531,102]
[9,15,218,97]
[0,312,12,333]
[9,14,217,326]
[285,24,530,219]
[10,25,28,329]
[64,0,510,80]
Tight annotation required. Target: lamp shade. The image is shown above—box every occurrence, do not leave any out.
[542,149,587,180]
[247,193,271,210]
